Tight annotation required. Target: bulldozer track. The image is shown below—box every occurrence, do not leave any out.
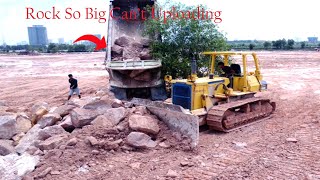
[206,97,276,132]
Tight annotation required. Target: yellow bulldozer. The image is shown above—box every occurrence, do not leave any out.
[131,51,276,147]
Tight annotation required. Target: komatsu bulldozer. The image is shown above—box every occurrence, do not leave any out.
[131,52,276,147]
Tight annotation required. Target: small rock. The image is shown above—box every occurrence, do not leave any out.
[67,138,78,146]
[124,102,133,108]
[92,150,100,155]
[286,138,298,143]
[133,106,148,115]
[126,132,157,149]
[159,142,170,148]
[116,125,125,132]
[0,139,15,155]
[129,162,141,169]
[104,139,123,150]
[85,136,98,146]
[12,132,25,145]
[38,135,68,150]
[36,167,52,179]
[180,161,189,167]
[34,149,44,156]
[129,114,160,135]
[166,169,179,177]
[111,99,123,108]
[232,141,247,148]
[26,146,38,155]
[51,171,61,175]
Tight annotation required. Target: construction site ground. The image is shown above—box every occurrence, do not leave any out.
[0,51,320,179]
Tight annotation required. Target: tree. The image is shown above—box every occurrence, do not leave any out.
[263,41,271,49]
[144,3,229,78]
[249,43,255,50]
[47,43,58,53]
[301,42,306,49]
[287,39,295,49]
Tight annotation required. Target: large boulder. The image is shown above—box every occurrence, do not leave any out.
[91,115,114,128]
[114,36,133,47]
[59,115,75,132]
[15,124,42,154]
[52,105,76,117]
[16,114,32,133]
[139,49,152,60]
[67,96,100,108]
[123,48,141,60]
[104,107,127,126]
[0,115,17,139]
[70,108,99,128]
[126,132,157,148]
[15,124,67,154]
[111,44,124,57]
[37,113,61,128]
[0,153,39,179]
[140,38,151,47]
[31,102,49,115]
[82,99,113,114]
[0,140,15,156]
[31,108,48,125]
[129,115,160,135]
[38,125,68,141]
[38,134,68,150]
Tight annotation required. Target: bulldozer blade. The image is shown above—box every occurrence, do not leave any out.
[131,98,199,148]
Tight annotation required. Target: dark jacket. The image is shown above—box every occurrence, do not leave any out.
[69,78,78,89]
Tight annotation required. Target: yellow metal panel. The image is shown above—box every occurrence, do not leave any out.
[192,83,208,110]
[247,76,260,92]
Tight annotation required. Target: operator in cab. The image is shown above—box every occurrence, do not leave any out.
[217,62,233,77]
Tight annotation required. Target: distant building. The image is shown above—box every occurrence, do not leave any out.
[58,38,65,44]
[308,37,318,43]
[94,34,101,39]
[17,41,28,45]
[28,25,48,46]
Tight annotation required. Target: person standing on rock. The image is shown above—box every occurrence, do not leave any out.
[68,74,81,100]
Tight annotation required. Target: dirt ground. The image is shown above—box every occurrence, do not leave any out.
[1,51,320,179]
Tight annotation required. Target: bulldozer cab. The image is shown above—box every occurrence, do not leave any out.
[203,52,266,92]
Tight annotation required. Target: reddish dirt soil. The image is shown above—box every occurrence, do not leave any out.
[1,51,320,179]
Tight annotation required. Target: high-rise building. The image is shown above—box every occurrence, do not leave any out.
[308,37,318,43]
[58,38,65,44]
[28,25,48,46]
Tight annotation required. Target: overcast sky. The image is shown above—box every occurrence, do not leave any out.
[0,0,318,45]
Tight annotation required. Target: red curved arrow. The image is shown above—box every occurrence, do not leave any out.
[73,34,106,51]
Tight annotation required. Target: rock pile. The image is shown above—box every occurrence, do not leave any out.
[0,89,190,179]
[111,36,152,61]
